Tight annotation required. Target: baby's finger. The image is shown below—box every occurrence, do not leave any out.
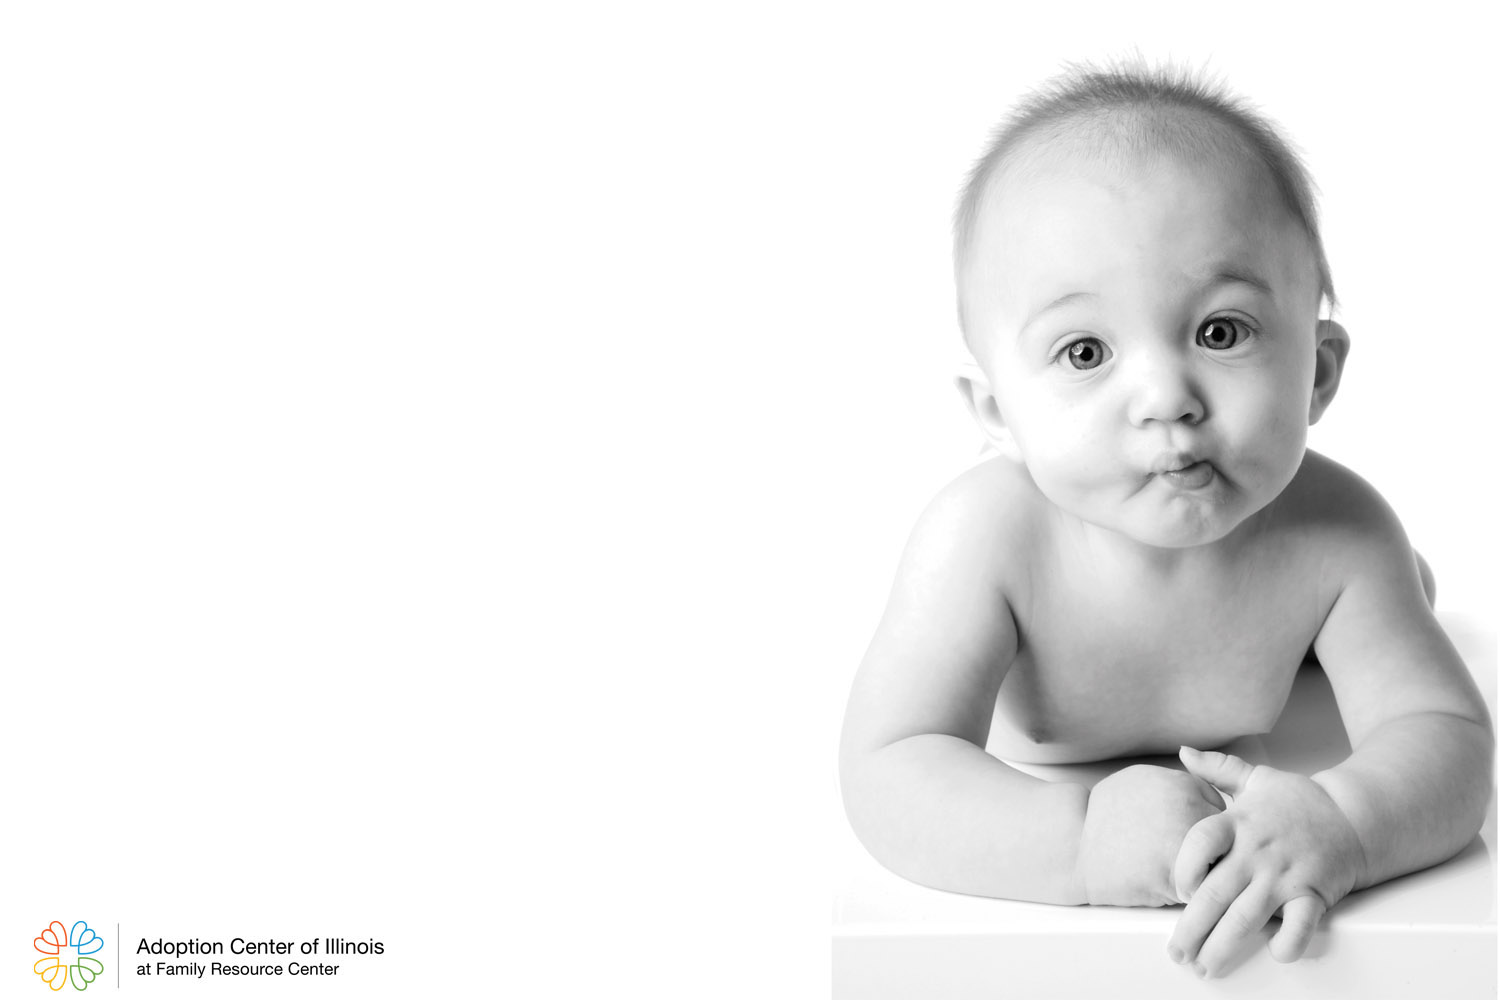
[1269,895,1326,963]
[1192,882,1278,979]
[1167,861,1251,967]
[1179,747,1256,797]
[1173,812,1233,904]
[1191,777,1226,811]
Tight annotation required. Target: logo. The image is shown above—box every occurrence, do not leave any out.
[33,921,104,992]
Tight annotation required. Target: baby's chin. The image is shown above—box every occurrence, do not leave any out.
[1106,496,1273,551]
[1057,492,1262,551]
[1118,519,1243,550]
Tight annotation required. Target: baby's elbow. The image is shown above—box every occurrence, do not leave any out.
[1429,689,1494,759]
[1475,711,1495,798]
[837,738,916,869]
[1451,712,1495,838]
[1443,707,1493,779]
[1474,708,1496,762]
[837,739,881,834]
[836,754,947,895]
[837,748,891,871]
[1451,703,1496,783]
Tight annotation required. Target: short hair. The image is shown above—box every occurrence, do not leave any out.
[953,59,1334,341]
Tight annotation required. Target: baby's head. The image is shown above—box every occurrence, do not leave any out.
[954,62,1350,549]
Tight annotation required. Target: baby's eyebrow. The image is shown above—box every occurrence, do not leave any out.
[1201,266,1274,297]
[1021,291,1098,335]
[1018,267,1274,338]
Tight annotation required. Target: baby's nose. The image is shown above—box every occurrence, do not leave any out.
[1126,355,1205,426]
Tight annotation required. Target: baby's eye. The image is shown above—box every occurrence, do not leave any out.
[1196,317,1249,351]
[1064,338,1110,370]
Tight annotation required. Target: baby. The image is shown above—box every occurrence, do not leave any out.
[838,62,1494,979]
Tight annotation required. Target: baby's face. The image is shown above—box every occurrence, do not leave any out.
[963,147,1326,549]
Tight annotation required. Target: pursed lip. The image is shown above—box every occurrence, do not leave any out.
[1155,458,1216,490]
[1151,453,1203,475]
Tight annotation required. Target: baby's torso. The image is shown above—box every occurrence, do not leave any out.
[984,493,1332,764]
[988,591,1319,763]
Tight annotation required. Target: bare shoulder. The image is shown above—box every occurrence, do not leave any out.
[900,457,1048,590]
[1290,455,1491,741]
[840,457,1041,759]
[1250,450,1430,621]
[1273,449,1412,558]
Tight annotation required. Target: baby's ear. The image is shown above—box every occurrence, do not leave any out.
[1309,319,1350,425]
[955,361,1022,461]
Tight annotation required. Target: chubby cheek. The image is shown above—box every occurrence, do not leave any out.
[1260,413,1309,492]
[1016,411,1118,497]
[1221,383,1310,493]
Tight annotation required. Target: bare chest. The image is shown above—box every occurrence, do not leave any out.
[988,577,1321,763]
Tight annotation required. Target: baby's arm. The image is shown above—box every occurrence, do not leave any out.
[1305,527,1492,887]
[839,474,1220,905]
[1167,489,1493,976]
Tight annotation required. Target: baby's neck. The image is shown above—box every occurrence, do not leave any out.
[1059,508,1266,585]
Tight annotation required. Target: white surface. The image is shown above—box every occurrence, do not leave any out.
[834,613,1496,997]
[5,3,1496,997]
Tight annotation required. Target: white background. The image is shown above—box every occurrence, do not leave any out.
[2,2,1494,996]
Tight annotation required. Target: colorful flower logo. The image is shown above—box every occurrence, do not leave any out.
[33,921,104,992]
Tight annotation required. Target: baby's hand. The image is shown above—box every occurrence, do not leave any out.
[1167,748,1367,978]
[1077,764,1226,907]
